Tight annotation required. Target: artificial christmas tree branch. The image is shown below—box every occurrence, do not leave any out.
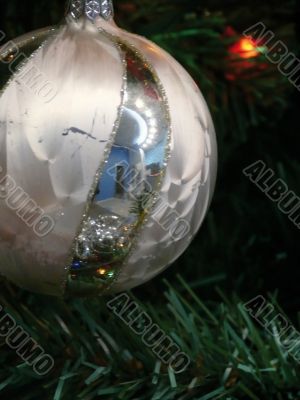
[0,276,300,399]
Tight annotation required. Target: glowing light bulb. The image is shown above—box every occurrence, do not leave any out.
[235,38,260,59]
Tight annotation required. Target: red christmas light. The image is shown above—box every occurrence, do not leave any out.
[225,26,267,80]
[229,37,260,59]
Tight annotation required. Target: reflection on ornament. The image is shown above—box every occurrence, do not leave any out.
[66,38,171,296]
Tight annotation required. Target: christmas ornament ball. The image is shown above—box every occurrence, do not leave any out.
[0,1,217,297]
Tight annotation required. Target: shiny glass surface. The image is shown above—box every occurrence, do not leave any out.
[67,41,170,296]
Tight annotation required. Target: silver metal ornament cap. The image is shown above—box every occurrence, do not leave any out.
[68,0,114,21]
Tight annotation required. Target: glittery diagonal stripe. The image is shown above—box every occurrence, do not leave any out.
[103,37,172,294]
[61,31,127,296]
[64,32,171,297]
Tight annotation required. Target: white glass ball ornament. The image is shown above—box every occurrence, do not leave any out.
[0,0,217,297]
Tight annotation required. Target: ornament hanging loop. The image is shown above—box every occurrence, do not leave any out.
[67,0,114,22]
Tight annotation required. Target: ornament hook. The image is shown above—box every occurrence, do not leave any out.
[68,0,114,22]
